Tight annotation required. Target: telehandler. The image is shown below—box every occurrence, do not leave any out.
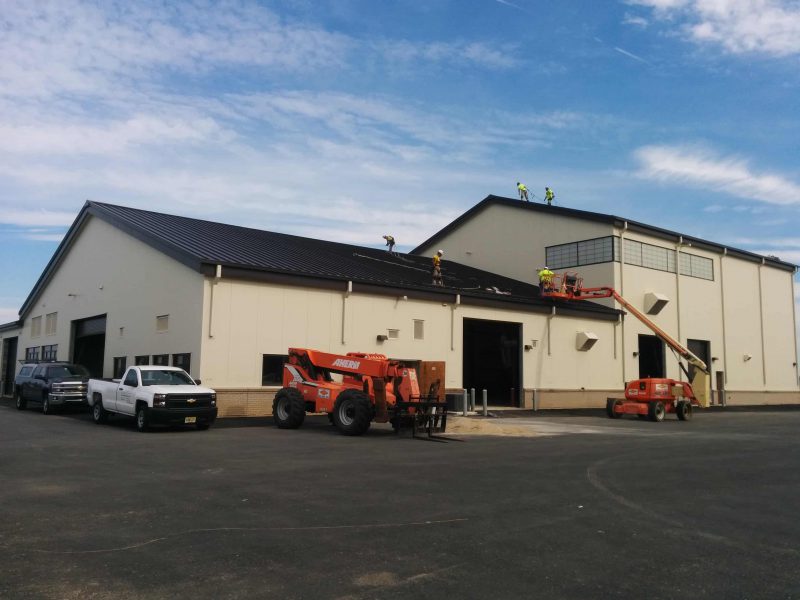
[273,348,447,436]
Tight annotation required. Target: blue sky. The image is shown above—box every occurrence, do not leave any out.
[1,0,799,339]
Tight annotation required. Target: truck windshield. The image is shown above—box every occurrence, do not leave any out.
[49,365,90,378]
[140,370,195,386]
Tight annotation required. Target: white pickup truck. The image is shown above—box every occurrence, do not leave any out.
[87,366,218,432]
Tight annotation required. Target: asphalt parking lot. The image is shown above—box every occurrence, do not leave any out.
[1,401,798,600]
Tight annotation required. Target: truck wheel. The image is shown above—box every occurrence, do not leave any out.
[606,398,623,419]
[136,406,149,432]
[42,395,53,415]
[15,391,26,411]
[676,400,692,421]
[648,401,665,422]
[92,399,108,424]
[332,390,371,436]
[272,387,305,429]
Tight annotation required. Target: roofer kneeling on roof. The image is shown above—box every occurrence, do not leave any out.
[537,266,554,296]
[432,250,444,286]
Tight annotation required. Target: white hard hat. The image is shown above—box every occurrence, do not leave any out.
[437,249,444,255]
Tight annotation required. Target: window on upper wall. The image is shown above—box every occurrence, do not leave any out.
[172,353,191,374]
[414,320,424,340]
[113,357,127,378]
[388,329,400,339]
[545,236,616,270]
[679,252,714,281]
[135,355,150,366]
[25,347,40,361]
[41,345,57,361]
[156,315,169,332]
[262,354,287,386]
[152,354,169,366]
[31,316,42,338]
[45,312,57,336]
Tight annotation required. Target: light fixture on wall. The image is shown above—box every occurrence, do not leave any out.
[376,334,388,342]
[743,354,752,362]
[712,357,719,362]
[632,351,639,357]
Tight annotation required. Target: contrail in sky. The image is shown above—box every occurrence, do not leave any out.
[613,46,649,64]
[495,0,533,14]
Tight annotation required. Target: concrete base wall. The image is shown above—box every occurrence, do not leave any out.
[526,389,800,410]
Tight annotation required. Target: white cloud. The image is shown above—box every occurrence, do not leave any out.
[630,0,800,57]
[0,307,20,324]
[634,144,800,205]
[0,209,76,227]
[376,40,520,69]
[622,14,650,27]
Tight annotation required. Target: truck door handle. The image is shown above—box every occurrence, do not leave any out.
[119,388,124,391]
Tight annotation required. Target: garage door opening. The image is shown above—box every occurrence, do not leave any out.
[463,318,521,406]
[638,334,665,379]
[72,315,106,378]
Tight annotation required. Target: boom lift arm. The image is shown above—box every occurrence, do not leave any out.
[543,274,710,408]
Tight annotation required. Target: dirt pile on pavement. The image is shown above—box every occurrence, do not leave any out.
[444,416,537,437]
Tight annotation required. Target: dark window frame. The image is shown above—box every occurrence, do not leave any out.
[262,354,288,386]
[135,355,150,366]
[113,356,127,379]
[172,353,191,374]
[545,235,618,270]
[152,354,169,366]
[41,344,58,361]
[25,347,40,362]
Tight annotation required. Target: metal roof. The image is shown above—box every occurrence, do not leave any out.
[18,201,620,321]
[412,195,798,272]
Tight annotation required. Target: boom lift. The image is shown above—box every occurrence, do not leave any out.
[273,348,447,437]
[542,273,710,422]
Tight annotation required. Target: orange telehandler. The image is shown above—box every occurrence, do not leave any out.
[542,272,711,422]
[273,348,448,437]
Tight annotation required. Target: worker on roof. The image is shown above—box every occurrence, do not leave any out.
[382,234,396,255]
[432,250,444,286]
[517,182,529,202]
[544,187,555,206]
[537,266,554,296]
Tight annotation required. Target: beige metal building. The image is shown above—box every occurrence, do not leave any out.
[1,197,797,414]
[414,196,800,405]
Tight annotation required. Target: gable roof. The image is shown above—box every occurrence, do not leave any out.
[413,195,798,272]
[19,201,619,321]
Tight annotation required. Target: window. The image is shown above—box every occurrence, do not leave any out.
[135,355,150,366]
[123,370,138,387]
[31,316,42,338]
[152,354,169,366]
[113,357,127,378]
[262,354,287,386]
[45,312,57,336]
[546,236,616,270]
[25,347,40,361]
[41,345,57,361]
[414,320,424,340]
[156,315,169,332]
[388,329,400,339]
[33,365,46,378]
[623,239,677,274]
[172,353,191,373]
[679,252,714,281]
[19,366,34,377]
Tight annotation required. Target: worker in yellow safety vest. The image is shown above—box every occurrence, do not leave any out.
[537,266,554,295]
[544,187,555,205]
[517,182,529,202]
[382,234,396,254]
[432,250,444,286]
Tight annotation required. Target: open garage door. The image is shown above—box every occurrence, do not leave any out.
[72,315,106,378]
[463,318,522,406]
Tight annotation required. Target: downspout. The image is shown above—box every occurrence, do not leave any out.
[341,281,352,346]
[720,248,729,385]
[758,259,767,386]
[450,294,460,351]
[208,264,222,338]
[793,267,799,388]
[619,221,628,383]
[675,237,683,380]
[547,306,556,356]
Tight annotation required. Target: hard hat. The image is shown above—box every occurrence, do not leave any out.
[437,249,444,255]
[544,266,549,269]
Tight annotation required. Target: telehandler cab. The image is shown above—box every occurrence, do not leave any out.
[273,348,447,437]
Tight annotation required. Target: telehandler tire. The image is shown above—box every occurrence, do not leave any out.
[676,400,692,421]
[332,390,371,436]
[273,387,305,429]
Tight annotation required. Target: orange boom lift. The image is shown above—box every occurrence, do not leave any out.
[272,348,447,437]
[542,272,710,422]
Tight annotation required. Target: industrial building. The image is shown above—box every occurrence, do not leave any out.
[1,197,797,415]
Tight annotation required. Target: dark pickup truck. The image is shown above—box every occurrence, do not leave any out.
[15,362,90,414]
